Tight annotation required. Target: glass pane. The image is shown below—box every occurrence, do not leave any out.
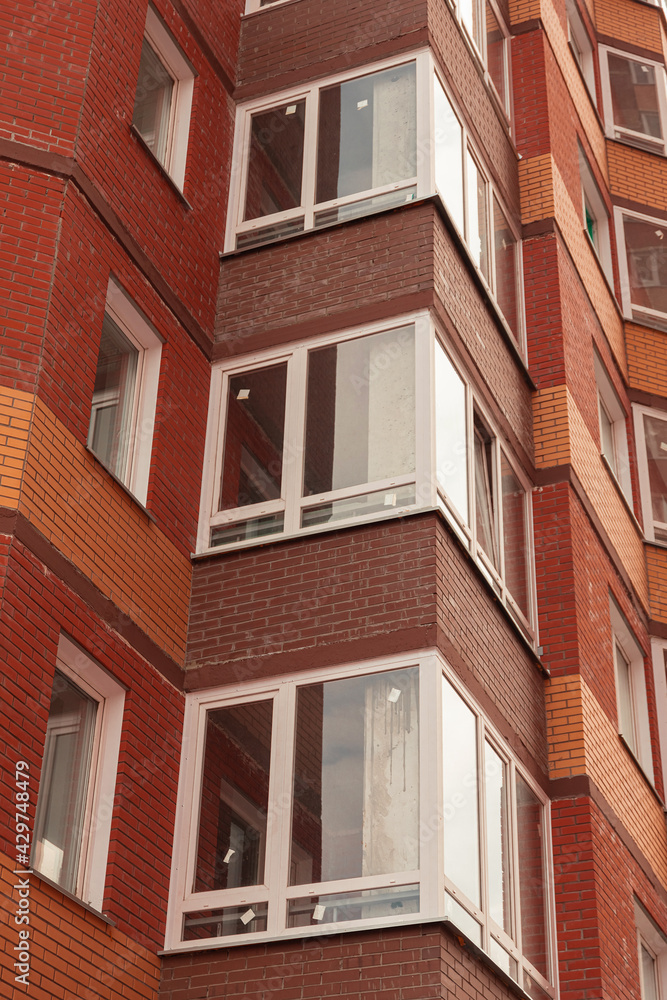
[445,892,482,945]
[615,642,636,753]
[434,77,464,234]
[303,328,415,496]
[301,484,415,528]
[290,668,419,885]
[474,415,497,566]
[460,0,484,50]
[466,153,489,279]
[608,54,662,140]
[501,454,529,617]
[314,186,416,227]
[244,101,305,221]
[287,885,419,928]
[183,902,268,940]
[485,742,512,934]
[486,5,507,105]
[599,399,616,472]
[89,314,139,482]
[435,342,468,523]
[641,944,659,1000]
[442,677,480,907]
[195,700,273,893]
[643,414,667,541]
[132,39,174,164]
[33,673,97,894]
[623,216,667,317]
[220,365,287,511]
[210,513,285,548]
[316,63,416,204]
[516,775,549,979]
[493,197,518,336]
[489,938,517,980]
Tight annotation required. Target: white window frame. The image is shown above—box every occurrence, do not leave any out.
[634,402,667,545]
[650,639,667,790]
[610,599,654,783]
[593,351,632,500]
[615,206,667,328]
[600,46,667,155]
[33,635,125,911]
[636,899,667,1000]
[579,145,613,284]
[133,6,194,190]
[432,72,524,347]
[88,278,162,506]
[567,0,596,98]
[165,650,557,998]
[453,0,512,116]
[197,312,535,636]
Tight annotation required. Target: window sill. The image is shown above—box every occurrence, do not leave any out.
[30,869,116,926]
[242,0,302,16]
[85,445,156,524]
[129,125,193,209]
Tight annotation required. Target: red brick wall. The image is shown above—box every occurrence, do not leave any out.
[0,536,185,947]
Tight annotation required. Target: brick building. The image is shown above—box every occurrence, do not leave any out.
[1,0,667,998]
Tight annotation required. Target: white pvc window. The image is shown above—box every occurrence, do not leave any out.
[165,652,556,999]
[616,207,667,329]
[594,351,632,500]
[636,900,667,1000]
[32,635,125,910]
[579,145,613,284]
[651,640,667,787]
[610,599,654,783]
[600,47,667,154]
[132,7,195,190]
[455,0,511,113]
[634,404,667,544]
[433,76,522,343]
[567,0,596,97]
[198,314,535,634]
[88,279,162,506]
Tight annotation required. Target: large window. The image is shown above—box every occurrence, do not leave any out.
[600,47,667,154]
[616,208,667,329]
[610,600,654,782]
[567,0,596,97]
[88,279,162,506]
[226,54,523,341]
[132,6,195,190]
[199,316,535,633]
[636,900,667,1000]
[455,0,511,113]
[594,351,632,500]
[578,144,613,284]
[166,654,556,998]
[32,636,125,910]
[635,404,667,544]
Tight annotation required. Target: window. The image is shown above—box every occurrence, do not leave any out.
[636,900,667,1000]
[165,653,557,997]
[433,76,522,341]
[651,640,667,786]
[610,599,654,782]
[88,279,162,505]
[32,635,125,910]
[594,352,631,499]
[600,47,667,154]
[578,145,613,283]
[455,0,511,113]
[616,208,667,329]
[199,316,535,633]
[635,404,667,544]
[567,0,596,97]
[132,6,194,189]
[226,54,522,342]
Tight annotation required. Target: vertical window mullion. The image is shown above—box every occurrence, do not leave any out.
[302,87,318,227]
[477,715,490,953]
[416,52,433,197]
[264,683,296,937]
[283,348,307,535]
[416,315,436,507]
[466,386,476,550]
[420,658,443,918]
[507,762,523,970]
